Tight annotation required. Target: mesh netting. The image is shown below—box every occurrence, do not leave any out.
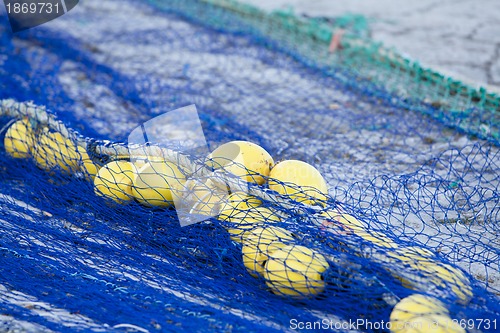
[0,0,499,332]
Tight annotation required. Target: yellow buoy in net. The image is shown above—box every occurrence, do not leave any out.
[225,206,282,243]
[320,210,396,248]
[419,262,472,304]
[320,209,470,303]
[269,160,328,206]
[219,191,262,221]
[404,246,435,258]
[76,145,99,180]
[4,118,35,159]
[132,160,186,207]
[321,209,365,231]
[207,141,274,185]
[263,245,329,297]
[31,128,80,173]
[389,294,465,333]
[94,161,135,203]
[242,225,295,277]
[354,229,397,249]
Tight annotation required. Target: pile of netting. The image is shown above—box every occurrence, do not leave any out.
[1,0,499,332]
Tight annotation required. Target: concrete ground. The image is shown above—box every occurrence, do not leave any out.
[245,0,500,92]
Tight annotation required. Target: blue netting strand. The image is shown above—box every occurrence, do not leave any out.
[0,0,499,332]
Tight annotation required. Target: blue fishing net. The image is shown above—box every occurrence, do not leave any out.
[0,0,499,332]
